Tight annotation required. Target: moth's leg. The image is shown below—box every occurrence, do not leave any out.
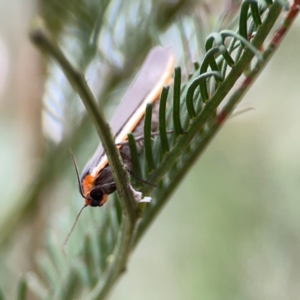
[118,149,156,188]
[115,130,176,147]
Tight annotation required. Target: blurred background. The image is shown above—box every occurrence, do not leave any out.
[0,0,300,299]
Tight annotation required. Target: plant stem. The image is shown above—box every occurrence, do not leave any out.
[85,220,134,300]
[135,2,286,245]
[30,18,138,299]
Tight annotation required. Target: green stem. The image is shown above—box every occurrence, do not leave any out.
[30,19,138,299]
[134,2,284,245]
[86,220,134,300]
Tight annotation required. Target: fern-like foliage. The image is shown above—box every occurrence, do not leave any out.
[2,0,298,299]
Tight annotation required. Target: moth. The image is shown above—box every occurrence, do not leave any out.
[79,47,175,207]
[64,47,174,248]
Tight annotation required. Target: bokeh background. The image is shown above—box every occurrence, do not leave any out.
[0,0,300,299]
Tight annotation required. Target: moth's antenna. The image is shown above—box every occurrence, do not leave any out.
[62,204,87,254]
[69,148,86,198]
[62,149,88,254]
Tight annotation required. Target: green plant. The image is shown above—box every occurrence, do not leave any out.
[1,0,299,299]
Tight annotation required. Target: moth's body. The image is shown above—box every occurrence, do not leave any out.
[79,47,174,207]
[80,116,146,206]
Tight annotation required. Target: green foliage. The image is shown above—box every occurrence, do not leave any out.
[1,0,297,299]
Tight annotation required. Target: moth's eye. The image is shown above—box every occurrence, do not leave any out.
[89,188,103,207]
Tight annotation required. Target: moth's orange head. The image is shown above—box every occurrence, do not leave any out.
[81,174,108,207]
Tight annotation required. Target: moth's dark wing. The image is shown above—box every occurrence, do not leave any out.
[109,46,173,138]
[80,46,173,180]
[81,142,105,180]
